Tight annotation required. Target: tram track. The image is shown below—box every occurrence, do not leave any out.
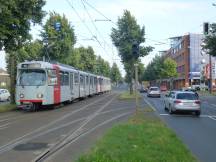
[35,111,132,162]
[0,93,114,154]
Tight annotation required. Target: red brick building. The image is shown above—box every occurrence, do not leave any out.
[163,33,214,89]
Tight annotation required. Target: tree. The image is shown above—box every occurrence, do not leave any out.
[78,46,97,73]
[0,0,46,52]
[161,58,178,78]
[41,12,76,62]
[138,62,145,83]
[110,63,122,85]
[203,23,216,57]
[1,0,45,103]
[143,55,164,81]
[95,56,111,77]
[143,55,177,90]
[111,10,153,93]
[6,40,43,103]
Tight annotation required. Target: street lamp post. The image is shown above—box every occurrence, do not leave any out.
[134,63,139,114]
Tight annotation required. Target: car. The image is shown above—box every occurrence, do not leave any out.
[139,86,147,93]
[164,91,201,116]
[0,89,10,101]
[183,88,199,98]
[160,85,167,91]
[147,87,161,97]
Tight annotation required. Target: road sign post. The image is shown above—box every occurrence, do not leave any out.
[134,63,139,114]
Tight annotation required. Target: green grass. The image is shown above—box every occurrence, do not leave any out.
[118,91,142,100]
[198,90,216,96]
[0,104,17,113]
[77,111,197,162]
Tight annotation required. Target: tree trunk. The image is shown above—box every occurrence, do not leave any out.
[130,82,133,94]
[9,53,16,104]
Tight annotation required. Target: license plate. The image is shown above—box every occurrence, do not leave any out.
[23,102,30,104]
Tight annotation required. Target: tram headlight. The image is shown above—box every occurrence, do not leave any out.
[20,93,24,98]
[37,93,43,98]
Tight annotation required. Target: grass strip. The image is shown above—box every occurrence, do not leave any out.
[118,91,142,100]
[0,104,17,113]
[198,90,216,96]
[77,110,197,162]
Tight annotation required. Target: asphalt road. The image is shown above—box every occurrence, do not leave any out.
[0,92,135,162]
[143,92,216,162]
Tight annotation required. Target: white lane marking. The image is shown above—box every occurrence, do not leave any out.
[0,123,10,128]
[159,113,216,120]
[0,127,8,130]
[143,97,156,112]
[210,104,216,107]
[160,114,169,116]
[209,116,216,121]
[0,115,16,120]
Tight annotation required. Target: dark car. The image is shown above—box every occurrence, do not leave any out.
[139,86,147,93]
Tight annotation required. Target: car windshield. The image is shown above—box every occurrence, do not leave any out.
[150,88,159,91]
[19,69,46,86]
[176,93,198,100]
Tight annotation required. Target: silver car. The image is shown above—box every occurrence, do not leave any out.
[147,87,161,97]
[0,89,10,101]
[164,91,201,116]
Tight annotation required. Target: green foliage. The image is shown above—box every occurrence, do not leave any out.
[0,0,46,52]
[0,104,16,113]
[66,47,111,77]
[118,91,141,100]
[111,10,152,91]
[41,12,76,62]
[203,23,216,57]
[95,56,110,77]
[110,63,122,84]
[138,62,145,82]
[77,111,197,162]
[77,46,97,73]
[6,40,43,103]
[143,55,164,81]
[162,58,178,78]
[143,55,177,81]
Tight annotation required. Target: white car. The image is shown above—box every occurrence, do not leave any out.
[0,89,10,101]
[147,87,161,97]
[164,91,201,116]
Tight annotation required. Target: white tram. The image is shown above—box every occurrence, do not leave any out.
[16,61,111,111]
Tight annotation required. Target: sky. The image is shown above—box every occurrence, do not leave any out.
[1,0,216,76]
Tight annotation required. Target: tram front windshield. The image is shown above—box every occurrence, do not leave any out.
[19,69,46,86]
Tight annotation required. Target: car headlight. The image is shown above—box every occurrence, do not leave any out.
[37,93,43,98]
[20,93,24,98]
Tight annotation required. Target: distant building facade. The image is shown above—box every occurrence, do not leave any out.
[0,68,10,88]
[164,33,215,89]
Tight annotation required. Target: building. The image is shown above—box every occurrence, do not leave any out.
[0,68,10,88]
[164,33,215,89]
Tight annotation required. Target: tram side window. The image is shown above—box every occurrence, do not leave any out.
[90,76,93,88]
[80,75,84,86]
[86,76,89,85]
[60,71,64,86]
[48,69,57,85]
[94,77,97,85]
[74,73,79,83]
[64,72,69,85]
[70,72,73,90]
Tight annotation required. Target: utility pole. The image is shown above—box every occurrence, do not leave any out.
[134,63,139,114]
[203,22,212,93]
[209,55,212,93]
